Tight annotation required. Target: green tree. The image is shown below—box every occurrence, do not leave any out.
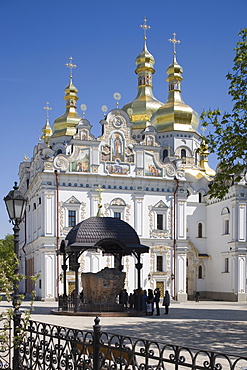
[0,234,17,291]
[200,28,247,199]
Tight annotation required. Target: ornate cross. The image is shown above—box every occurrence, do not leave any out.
[43,102,52,118]
[65,56,77,79]
[169,33,181,54]
[140,17,150,40]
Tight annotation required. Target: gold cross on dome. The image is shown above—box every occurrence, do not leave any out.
[169,33,181,54]
[43,102,52,118]
[140,17,151,40]
[65,56,77,79]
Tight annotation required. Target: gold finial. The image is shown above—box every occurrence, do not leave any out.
[65,56,77,80]
[44,102,52,118]
[140,17,150,41]
[169,33,181,54]
[24,153,29,162]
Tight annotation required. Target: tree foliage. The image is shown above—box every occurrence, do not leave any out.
[0,234,17,291]
[200,28,247,199]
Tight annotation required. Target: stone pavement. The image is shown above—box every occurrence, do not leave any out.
[1,299,247,357]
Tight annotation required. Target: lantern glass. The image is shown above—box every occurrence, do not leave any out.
[4,183,27,223]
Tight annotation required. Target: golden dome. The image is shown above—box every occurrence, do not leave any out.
[42,117,53,144]
[122,19,163,131]
[52,60,81,138]
[151,54,199,133]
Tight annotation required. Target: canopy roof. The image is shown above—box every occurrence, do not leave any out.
[60,217,149,256]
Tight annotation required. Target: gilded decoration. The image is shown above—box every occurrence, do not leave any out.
[125,204,131,223]
[111,198,126,206]
[137,169,143,176]
[106,256,111,268]
[80,201,86,221]
[104,203,110,217]
[92,166,98,173]
[148,205,154,237]
[58,201,64,237]
[44,161,54,171]
[125,256,130,291]
[80,254,85,272]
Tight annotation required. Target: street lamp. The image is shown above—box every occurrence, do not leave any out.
[4,182,27,370]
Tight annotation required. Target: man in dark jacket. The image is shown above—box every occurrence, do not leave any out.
[163,290,170,314]
[154,287,161,316]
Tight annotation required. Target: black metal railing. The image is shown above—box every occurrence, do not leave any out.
[16,317,247,370]
[58,295,126,312]
[0,325,12,369]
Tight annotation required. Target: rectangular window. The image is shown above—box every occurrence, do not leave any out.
[157,214,163,230]
[225,220,229,234]
[225,257,229,273]
[68,210,76,227]
[114,212,121,219]
[69,254,76,271]
[156,256,163,272]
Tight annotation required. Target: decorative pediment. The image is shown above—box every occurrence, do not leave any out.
[64,196,81,205]
[153,200,168,209]
[110,198,126,206]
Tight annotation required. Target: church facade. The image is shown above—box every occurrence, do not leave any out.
[17,26,247,302]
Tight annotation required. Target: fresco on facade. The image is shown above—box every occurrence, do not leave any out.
[70,148,90,172]
[101,145,111,161]
[144,153,162,177]
[125,146,134,163]
[106,160,129,175]
[111,133,124,161]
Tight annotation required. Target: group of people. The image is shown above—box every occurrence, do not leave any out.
[119,288,171,315]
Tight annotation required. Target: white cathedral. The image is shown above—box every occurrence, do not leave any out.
[17,24,247,302]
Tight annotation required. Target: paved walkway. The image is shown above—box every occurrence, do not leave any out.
[1,300,247,357]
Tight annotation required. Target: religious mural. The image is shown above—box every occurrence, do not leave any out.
[125,146,134,163]
[106,160,129,175]
[70,148,90,172]
[144,153,162,177]
[101,145,111,162]
[111,133,124,161]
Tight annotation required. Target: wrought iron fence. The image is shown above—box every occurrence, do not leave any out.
[0,326,12,369]
[15,317,247,370]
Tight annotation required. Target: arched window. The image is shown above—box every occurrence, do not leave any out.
[198,265,203,279]
[181,149,186,163]
[198,223,202,238]
[163,149,168,161]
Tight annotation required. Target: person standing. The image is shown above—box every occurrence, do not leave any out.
[154,288,161,316]
[147,289,154,315]
[163,290,170,314]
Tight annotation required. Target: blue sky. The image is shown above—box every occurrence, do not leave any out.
[0,0,246,238]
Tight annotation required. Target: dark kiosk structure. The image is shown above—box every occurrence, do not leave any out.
[59,216,149,312]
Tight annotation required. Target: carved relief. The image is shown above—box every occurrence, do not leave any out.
[54,155,69,172]
[80,201,86,221]
[148,205,154,237]
[125,204,131,223]
[44,162,54,171]
[104,203,110,217]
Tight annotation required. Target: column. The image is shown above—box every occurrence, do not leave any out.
[133,192,144,236]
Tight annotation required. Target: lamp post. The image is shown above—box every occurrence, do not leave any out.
[4,182,27,370]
